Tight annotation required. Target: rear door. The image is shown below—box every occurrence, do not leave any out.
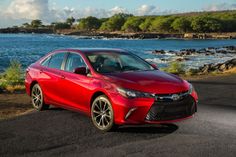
[39,52,67,105]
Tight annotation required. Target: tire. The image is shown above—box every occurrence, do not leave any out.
[31,84,49,111]
[91,95,118,132]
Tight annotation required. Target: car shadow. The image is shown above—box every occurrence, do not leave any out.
[114,123,178,134]
[48,106,65,111]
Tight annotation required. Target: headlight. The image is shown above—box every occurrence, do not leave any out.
[117,88,155,98]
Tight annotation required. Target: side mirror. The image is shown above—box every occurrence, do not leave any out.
[151,63,158,69]
[74,67,89,75]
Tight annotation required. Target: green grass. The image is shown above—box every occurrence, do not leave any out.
[0,60,25,93]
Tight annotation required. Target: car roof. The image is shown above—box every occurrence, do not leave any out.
[55,48,128,54]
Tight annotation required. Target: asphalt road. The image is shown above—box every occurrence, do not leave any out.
[0,74,236,157]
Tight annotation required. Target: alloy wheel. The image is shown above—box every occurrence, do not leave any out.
[31,84,43,110]
[91,96,114,131]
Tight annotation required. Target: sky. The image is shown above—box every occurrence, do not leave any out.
[0,0,235,28]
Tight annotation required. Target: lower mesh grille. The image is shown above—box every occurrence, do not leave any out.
[146,95,196,121]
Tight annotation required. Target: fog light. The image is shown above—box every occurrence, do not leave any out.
[125,108,137,120]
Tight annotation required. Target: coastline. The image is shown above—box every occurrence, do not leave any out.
[1,28,236,39]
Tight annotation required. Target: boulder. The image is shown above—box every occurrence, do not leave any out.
[152,50,166,54]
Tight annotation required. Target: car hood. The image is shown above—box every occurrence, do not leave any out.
[103,70,189,94]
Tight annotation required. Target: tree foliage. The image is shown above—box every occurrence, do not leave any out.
[100,13,133,31]
[139,17,155,32]
[171,17,191,32]
[150,16,176,32]
[52,22,71,30]
[191,16,222,32]
[66,17,75,26]
[122,17,144,32]
[19,10,236,33]
[77,16,101,30]
[30,19,42,28]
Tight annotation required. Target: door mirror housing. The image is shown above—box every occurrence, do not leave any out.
[74,67,89,75]
[151,63,158,69]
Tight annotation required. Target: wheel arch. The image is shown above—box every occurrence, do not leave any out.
[30,80,39,96]
[90,91,106,107]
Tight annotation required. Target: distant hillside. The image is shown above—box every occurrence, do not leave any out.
[1,10,236,35]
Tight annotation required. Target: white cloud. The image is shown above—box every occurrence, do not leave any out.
[109,6,128,15]
[203,3,236,11]
[4,0,50,20]
[136,5,160,16]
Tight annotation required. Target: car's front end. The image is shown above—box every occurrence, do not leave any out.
[106,77,198,125]
[85,49,198,130]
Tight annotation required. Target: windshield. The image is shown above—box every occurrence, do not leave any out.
[86,52,154,73]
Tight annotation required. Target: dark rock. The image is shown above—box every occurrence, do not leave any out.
[152,50,166,54]
[223,46,236,51]
[175,57,190,62]
[198,58,236,74]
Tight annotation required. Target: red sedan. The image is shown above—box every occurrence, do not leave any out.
[25,48,198,131]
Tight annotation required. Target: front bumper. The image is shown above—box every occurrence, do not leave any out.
[110,91,198,125]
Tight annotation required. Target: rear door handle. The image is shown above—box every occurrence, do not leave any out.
[39,69,43,74]
[61,75,65,79]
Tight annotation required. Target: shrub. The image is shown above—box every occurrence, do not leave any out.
[163,61,185,75]
[0,60,24,92]
[4,60,24,86]
[186,68,200,76]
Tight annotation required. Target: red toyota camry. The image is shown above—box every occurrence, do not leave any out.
[25,48,198,131]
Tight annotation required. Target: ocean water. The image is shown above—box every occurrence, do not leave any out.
[0,33,236,72]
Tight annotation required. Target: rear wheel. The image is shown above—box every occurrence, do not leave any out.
[31,84,49,111]
[91,95,117,132]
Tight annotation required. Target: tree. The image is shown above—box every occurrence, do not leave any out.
[31,19,42,28]
[139,17,155,32]
[66,17,75,26]
[100,13,133,31]
[150,16,176,32]
[191,16,222,32]
[22,23,30,28]
[121,17,144,32]
[171,17,191,33]
[77,16,101,30]
[52,22,71,30]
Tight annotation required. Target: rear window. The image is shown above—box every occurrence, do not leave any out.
[48,53,66,70]
[41,56,51,67]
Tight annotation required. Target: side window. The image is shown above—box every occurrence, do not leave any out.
[65,53,86,72]
[48,53,66,70]
[41,56,51,67]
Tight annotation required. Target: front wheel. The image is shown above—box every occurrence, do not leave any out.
[91,95,117,132]
[31,84,49,111]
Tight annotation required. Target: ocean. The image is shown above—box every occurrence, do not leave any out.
[0,33,236,72]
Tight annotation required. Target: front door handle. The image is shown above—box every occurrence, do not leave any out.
[61,75,65,79]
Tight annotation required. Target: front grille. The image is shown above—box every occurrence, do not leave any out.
[146,94,196,121]
[155,90,189,102]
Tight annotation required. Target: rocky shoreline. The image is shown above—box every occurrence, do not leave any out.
[0,27,53,34]
[151,46,236,75]
[152,46,236,56]
[197,58,236,74]
[1,28,236,39]
[57,30,236,39]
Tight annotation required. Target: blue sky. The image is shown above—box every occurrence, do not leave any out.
[50,0,236,12]
[0,0,235,28]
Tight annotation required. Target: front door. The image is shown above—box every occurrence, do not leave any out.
[58,52,92,113]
